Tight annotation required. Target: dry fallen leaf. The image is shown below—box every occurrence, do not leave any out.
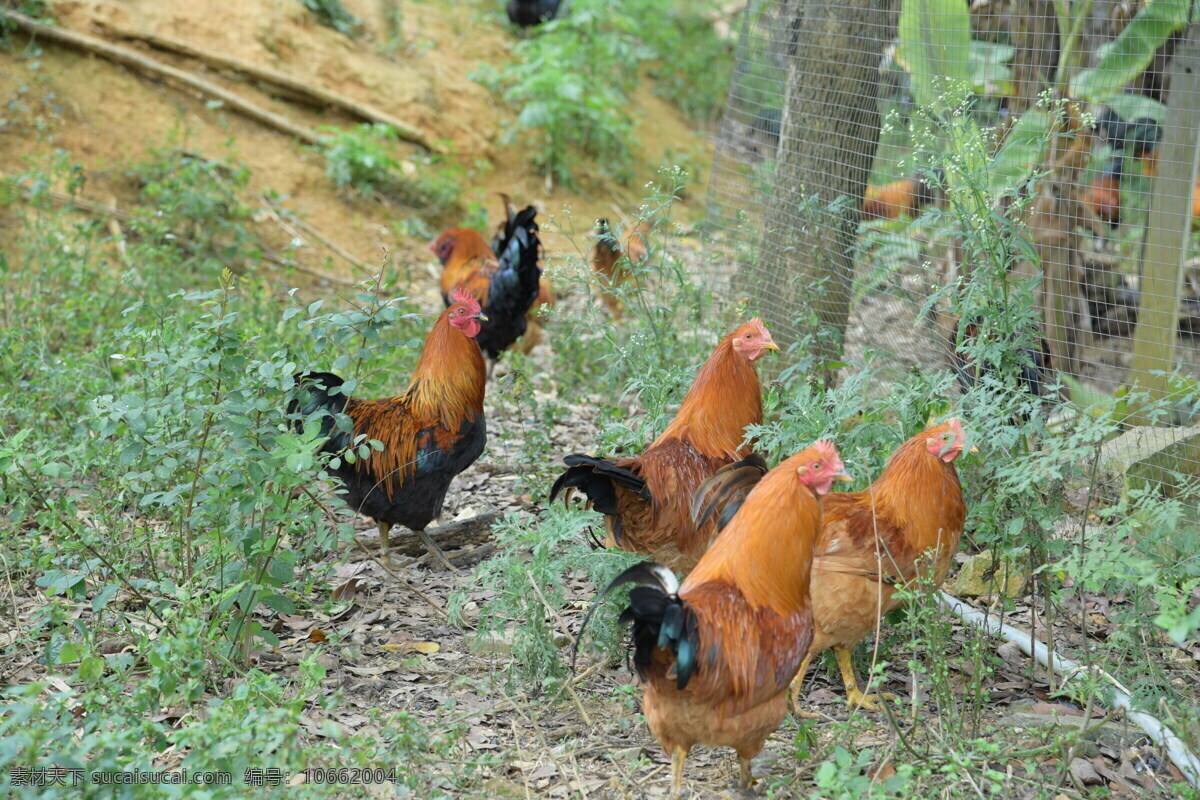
[382,641,440,654]
[331,577,362,602]
[307,628,328,643]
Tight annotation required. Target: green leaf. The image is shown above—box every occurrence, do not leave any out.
[897,0,973,108]
[989,110,1051,194]
[91,583,120,612]
[58,642,83,664]
[77,655,106,683]
[1071,0,1190,101]
[1106,93,1168,126]
[262,593,297,614]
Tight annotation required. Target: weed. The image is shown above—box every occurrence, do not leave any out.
[298,0,362,37]
[318,124,462,216]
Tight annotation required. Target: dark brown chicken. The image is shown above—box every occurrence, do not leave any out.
[550,320,776,573]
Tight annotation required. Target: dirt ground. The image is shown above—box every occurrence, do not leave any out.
[0,0,711,302]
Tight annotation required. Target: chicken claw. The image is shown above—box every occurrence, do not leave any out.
[835,647,894,711]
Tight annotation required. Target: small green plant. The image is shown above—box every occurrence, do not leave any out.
[298,0,362,36]
[451,506,640,688]
[318,124,461,216]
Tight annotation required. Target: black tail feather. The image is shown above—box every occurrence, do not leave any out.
[690,453,768,533]
[488,204,542,322]
[549,454,649,516]
[289,372,352,451]
[572,561,698,689]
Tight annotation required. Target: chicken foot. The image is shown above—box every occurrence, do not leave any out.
[418,527,460,572]
[789,648,895,715]
[789,653,822,718]
[834,646,895,711]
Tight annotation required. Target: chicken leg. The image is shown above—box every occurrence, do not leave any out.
[378,521,392,561]
[789,652,814,711]
[834,646,894,711]
[670,747,687,799]
[736,755,755,792]
[418,527,459,572]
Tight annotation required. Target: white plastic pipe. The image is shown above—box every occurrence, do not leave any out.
[938,591,1200,787]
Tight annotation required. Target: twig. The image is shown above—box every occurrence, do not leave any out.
[939,591,1200,787]
[6,175,359,288]
[1,10,324,147]
[298,485,450,621]
[261,196,376,276]
[526,570,594,727]
[100,23,438,151]
[351,538,451,620]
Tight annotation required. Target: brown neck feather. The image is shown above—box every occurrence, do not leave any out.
[655,335,762,458]
[870,435,965,550]
[684,468,820,616]
[403,314,486,424]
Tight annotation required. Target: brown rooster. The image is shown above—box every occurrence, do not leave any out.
[577,441,850,796]
[291,290,488,570]
[549,319,777,573]
[861,170,941,221]
[429,205,542,375]
[695,419,972,710]
[590,217,650,318]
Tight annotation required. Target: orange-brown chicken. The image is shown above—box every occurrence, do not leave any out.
[1081,156,1125,227]
[291,291,488,570]
[578,442,849,796]
[861,172,939,221]
[589,218,650,318]
[429,206,542,372]
[550,320,777,573]
[696,419,972,710]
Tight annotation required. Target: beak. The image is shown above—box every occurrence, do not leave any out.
[474,312,489,322]
[761,341,779,353]
[834,470,853,483]
[968,445,979,454]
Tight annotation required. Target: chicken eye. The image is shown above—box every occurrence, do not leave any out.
[941,432,953,442]
[744,333,752,339]
[811,461,822,470]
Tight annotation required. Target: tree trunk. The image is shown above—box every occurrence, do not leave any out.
[749,0,896,382]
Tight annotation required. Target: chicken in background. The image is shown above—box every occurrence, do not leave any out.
[429,205,542,376]
[589,217,651,319]
[290,291,488,570]
[1082,109,1167,229]
[695,420,971,711]
[948,317,1054,402]
[550,319,777,574]
[506,0,561,28]
[861,169,941,222]
[577,441,849,796]
[1081,155,1125,227]
[489,194,555,349]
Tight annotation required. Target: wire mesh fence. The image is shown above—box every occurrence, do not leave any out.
[706,0,1200,493]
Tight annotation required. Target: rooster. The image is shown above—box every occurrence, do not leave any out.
[549,319,777,573]
[429,204,541,375]
[589,217,650,319]
[506,0,561,27]
[695,420,972,711]
[577,441,849,795]
[948,317,1053,403]
[291,290,488,570]
[861,169,941,221]
[490,195,555,349]
[1081,156,1125,227]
